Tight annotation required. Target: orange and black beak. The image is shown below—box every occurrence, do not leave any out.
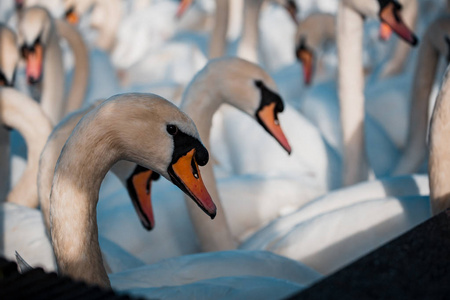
[175,0,193,19]
[295,38,314,85]
[126,165,160,230]
[65,7,80,25]
[254,80,292,154]
[379,0,418,46]
[167,133,216,218]
[20,37,44,85]
[284,0,299,25]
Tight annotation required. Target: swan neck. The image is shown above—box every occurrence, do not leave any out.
[337,2,369,186]
[55,20,89,115]
[41,25,65,125]
[50,113,120,288]
[209,0,229,58]
[179,79,236,251]
[237,0,262,63]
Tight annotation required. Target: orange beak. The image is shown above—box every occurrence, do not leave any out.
[169,149,216,218]
[127,167,160,230]
[257,102,292,154]
[379,22,393,41]
[65,8,80,25]
[296,48,314,85]
[23,43,43,84]
[379,2,418,46]
[175,0,193,19]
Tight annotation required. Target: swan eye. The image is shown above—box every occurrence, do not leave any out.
[167,125,178,135]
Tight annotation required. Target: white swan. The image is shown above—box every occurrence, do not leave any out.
[49,92,215,287]
[63,0,122,52]
[179,57,292,251]
[337,0,417,186]
[17,6,89,124]
[17,6,65,124]
[294,13,336,85]
[48,92,320,298]
[392,15,450,175]
[41,58,314,262]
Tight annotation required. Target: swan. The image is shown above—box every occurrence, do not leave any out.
[337,0,418,186]
[63,0,122,52]
[294,13,336,85]
[41,58,310,261]
[391,15,450,175]
[179,57,292,251]
[48,92,320,298]
[49,92,215,287]
[17,6,89,124]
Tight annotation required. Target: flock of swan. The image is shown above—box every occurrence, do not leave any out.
[0,0,450,299]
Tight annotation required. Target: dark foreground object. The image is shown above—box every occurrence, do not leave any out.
[287,210,450,299]
[0,258,142,300]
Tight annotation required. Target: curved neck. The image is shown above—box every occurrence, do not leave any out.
[429,66,450,215]
[337,1,369,186]
[50,112,121,288]
[209,0,229,58]
[237,0,262,63]
[41,23,65,125]
[180,80,236,251]
[393,32,440,175]
[55,20,89,115]
[0,87,52,207]
[39,106,92,233]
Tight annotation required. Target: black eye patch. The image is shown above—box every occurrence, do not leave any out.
[254,80,284,114]
[170,129,209,167]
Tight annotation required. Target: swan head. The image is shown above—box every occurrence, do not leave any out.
[202,58,292,154]
[18,7,53,85]
[377,0,418,46]
[0,25,19,87]
[63,0,94,25]
[295,36,314,85]
[103,93,216,220]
